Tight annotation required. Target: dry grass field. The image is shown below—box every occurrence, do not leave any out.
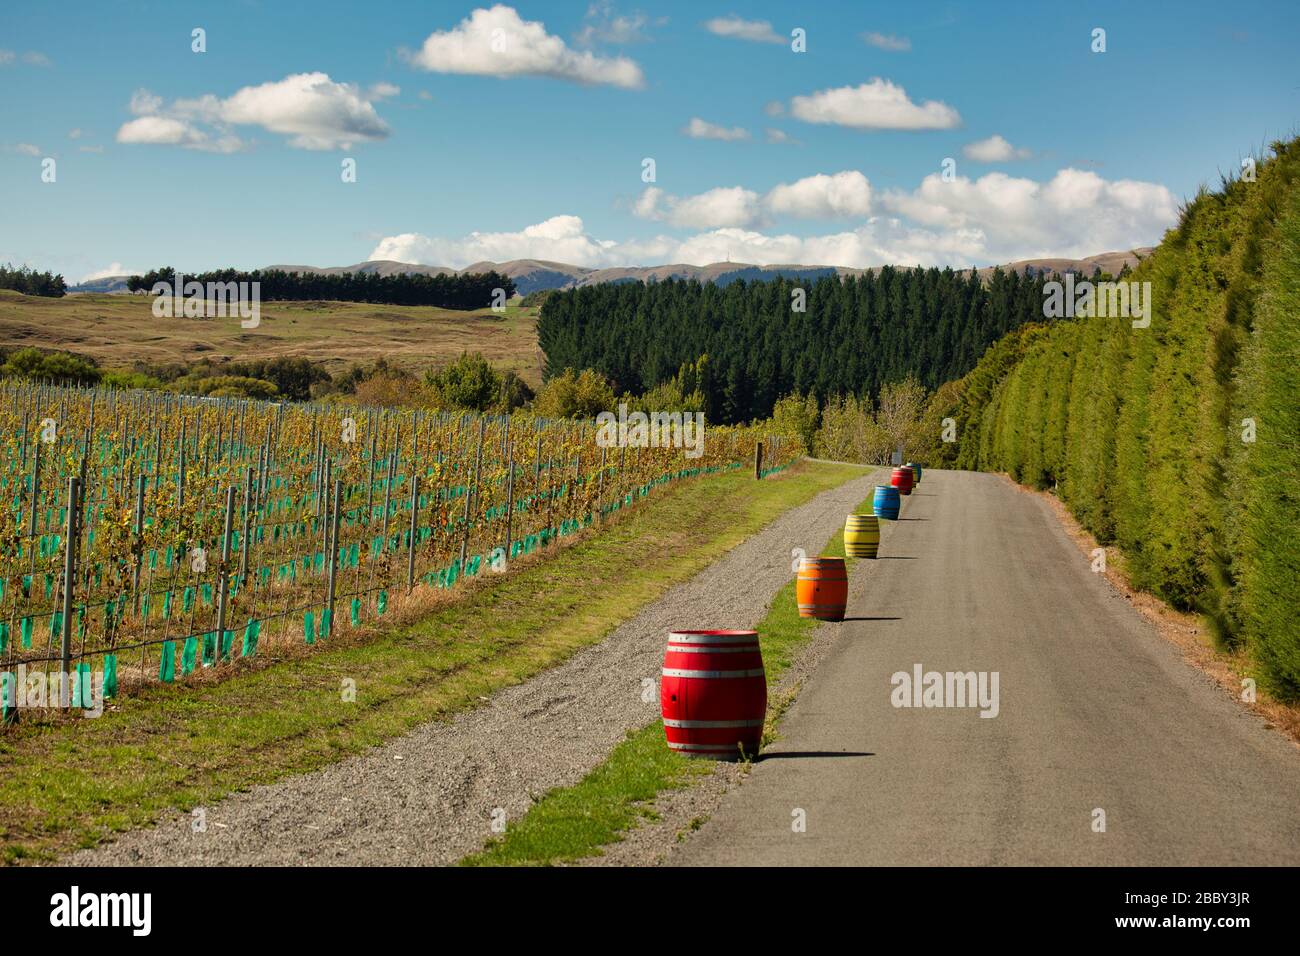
[0,290,545,385]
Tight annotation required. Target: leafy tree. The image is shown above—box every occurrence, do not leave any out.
[127,266,513,310]
[770,393,820,458]
[495,370,535,413]
[2,348,100,385]
[101,370,166,390]
[353,364,426,408]
[232,357,329,401]
[1228,180,1300,697]
[425,352,502,411]
[172,374,278,399]
[0,263,66,297]
[941,137,1300,699]
[536,266,1058,423]
[875,376,929,458]
[532,368,617,420]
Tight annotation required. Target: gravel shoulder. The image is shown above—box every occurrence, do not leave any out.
[67,466,882,866]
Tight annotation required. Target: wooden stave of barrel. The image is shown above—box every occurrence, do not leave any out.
[906,462,922,485]
[891,466,914,495]
[796,556,848,622]
[844,513,880,558]
[873,484,901,520]
[661,630,767,760]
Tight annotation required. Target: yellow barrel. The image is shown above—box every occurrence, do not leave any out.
[844,513,880,558]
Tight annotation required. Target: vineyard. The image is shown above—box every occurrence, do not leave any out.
[0,382,798,719]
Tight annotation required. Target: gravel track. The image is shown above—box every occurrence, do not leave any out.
[67,466,884,866]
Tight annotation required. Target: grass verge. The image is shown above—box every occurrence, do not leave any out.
[0,459,864,863]
[463,487,880,866]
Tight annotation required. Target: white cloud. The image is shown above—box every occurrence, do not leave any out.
[879,168,1178,259]
[370,215,984,270]
[0,50,50,66]
[68,128,82,140]
[764,128,797,145]
[682,117,750,141]
[207,74,391,149]
[636,171,871,228]
[116,115,244,153]
[79,263,133,283]
[367,82,401,100]
[703,15,783,44]
[405,4,644,89]
[863,32,910,52]
[962,134,1032,162]
[788,78,960,130]
[575,4,660,45]
[631,187,663,220]
[116,73,391,151]
[11,143,41,156]
[636,185,763,228]
[764,100,784,117]
[371,167,1176,270]
[668,223,988,269]
[371,215,637,268]
[766,171,872,218]
[129,89,163,116]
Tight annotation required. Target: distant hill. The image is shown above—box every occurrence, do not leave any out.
[69,274,134,294]
[262,260,457,278]
[980,248,1153,279]
[67,249,1154,295]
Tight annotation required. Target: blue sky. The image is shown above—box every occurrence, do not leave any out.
[2,0,1297,281]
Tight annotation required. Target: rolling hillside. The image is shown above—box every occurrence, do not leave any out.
[69,249,1154,296]
[0,291,544,383]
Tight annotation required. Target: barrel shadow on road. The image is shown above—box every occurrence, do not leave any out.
[841,616,901,622]
[755,752,875,761]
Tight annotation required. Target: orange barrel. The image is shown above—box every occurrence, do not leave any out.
[891,466,914,495]
[796,556,848,621]
[844,513,880,558]
[661,630,767,760]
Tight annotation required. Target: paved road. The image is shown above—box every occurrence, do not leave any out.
[676,469,1300,866]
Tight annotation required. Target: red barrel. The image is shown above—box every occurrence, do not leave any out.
[661,630,767,760]
[891,466,914,495]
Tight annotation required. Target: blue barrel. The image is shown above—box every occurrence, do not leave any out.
[873,484,900,520]
[906,462,922,484]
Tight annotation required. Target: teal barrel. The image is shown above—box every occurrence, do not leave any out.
[873,484,900,520]
[906,462,922,484]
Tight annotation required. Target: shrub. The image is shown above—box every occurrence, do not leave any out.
[533,368,617,421]
[2,347,101,385]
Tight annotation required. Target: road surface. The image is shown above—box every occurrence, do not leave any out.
[676,469,1300,866]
